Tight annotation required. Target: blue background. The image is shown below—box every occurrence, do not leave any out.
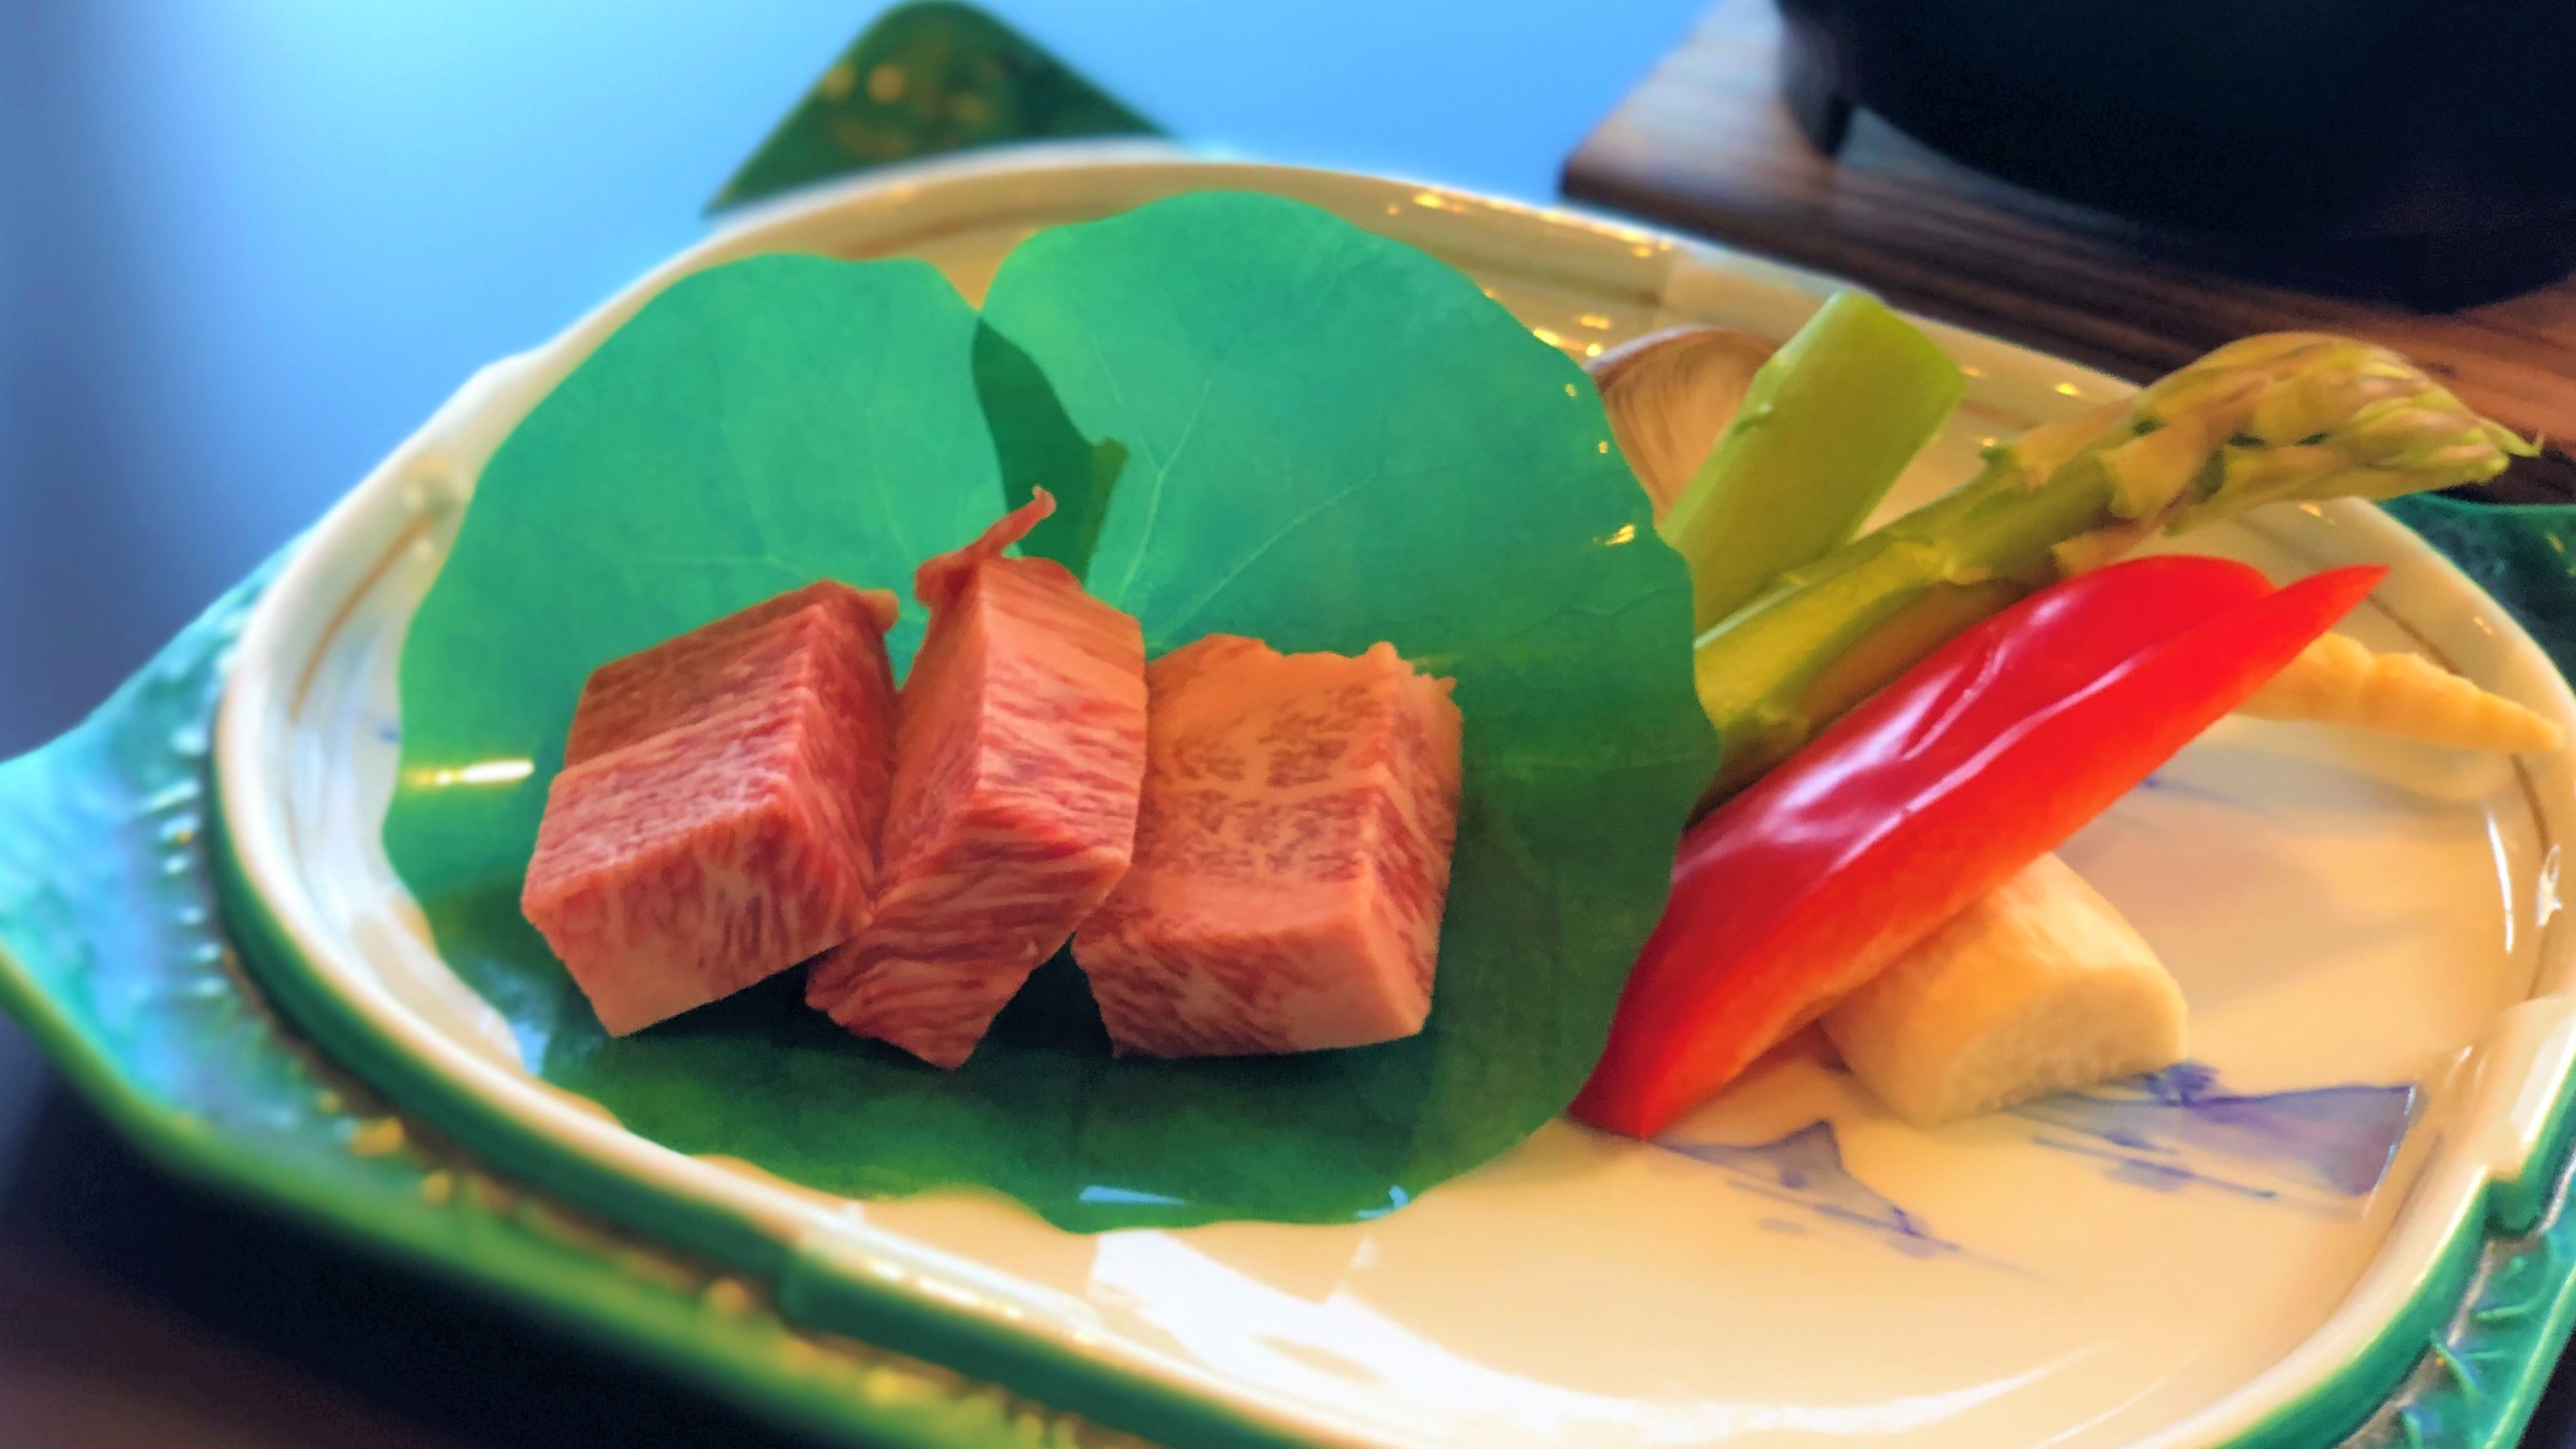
[0,0,1704,759]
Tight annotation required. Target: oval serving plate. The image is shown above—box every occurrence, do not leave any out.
[214,146,2576,1449]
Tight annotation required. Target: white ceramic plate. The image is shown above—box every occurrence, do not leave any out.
[215,145,2576,1449]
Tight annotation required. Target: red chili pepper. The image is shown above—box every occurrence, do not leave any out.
[1571,554,2387,1139]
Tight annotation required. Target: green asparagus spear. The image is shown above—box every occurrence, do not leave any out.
[1694,332,2536,800]
[1661,292,1965,630]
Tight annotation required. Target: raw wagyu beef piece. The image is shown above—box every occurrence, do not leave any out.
[1073,636,1464,1057]
[521,580,899,1036]
[806,491,1148,1068]
[559,584,892,768]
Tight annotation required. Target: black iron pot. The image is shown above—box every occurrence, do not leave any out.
[1776,0,2576,307]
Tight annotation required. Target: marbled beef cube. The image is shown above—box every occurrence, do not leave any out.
[806,492,1147,1068]
[521,580,898,1035]
[561,582,896,767]
[1073,635,1462,1057]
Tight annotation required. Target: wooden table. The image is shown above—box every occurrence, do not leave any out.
[1563,0,2576,501]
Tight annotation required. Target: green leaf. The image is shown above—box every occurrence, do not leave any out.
[384,254,1003,903]
[970,319,1127,578]
[385,193,1714,1232]
[710,1,1162,215]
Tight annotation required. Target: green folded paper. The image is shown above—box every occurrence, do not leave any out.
[711,1,1161,214]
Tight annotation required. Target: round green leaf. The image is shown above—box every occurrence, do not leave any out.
[388,254,1002,907]
[385,193,1714,1232]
